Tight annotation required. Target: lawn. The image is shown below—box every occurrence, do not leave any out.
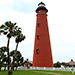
[0,70,74,75]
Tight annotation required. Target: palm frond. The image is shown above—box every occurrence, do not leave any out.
[4,27,9,30]
[14,23,17,25]
[0,30,4,33]
[18,27,22,30]
[7,33,12,38]
[5,21,10,27]
[0,25,5,29]
[3,32,8,35]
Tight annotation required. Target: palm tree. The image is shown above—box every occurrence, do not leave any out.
[10,33,25,74]
[0,21,21,75]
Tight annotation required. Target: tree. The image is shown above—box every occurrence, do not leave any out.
[20,57,24,64]
[0,21,21,75]
[10,50,24,70]
[0,46,7,71]
[10,34,25,73]
[54,61,61,67]
[3,57,8,71]
[61,62,70,67]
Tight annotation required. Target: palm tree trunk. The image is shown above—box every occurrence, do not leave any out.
[14,42,19,69]
[7,38,10,48]
[15,42,19,51]
[7,38,10,75]
[0,66,1,71]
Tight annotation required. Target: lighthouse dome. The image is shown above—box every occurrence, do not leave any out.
[36,2,48,13]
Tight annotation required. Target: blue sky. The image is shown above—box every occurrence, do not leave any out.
[0,0,75,63]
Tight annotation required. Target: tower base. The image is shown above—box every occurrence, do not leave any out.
[30,67,54,70]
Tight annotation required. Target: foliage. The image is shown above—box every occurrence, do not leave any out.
[0,21,25,75]
[54,61,61,67]
[0,21,22,38]
[10,50,24,70]
[0,46,8,71]
[15,34,25,43]
[0,21,22,75]
[54,61,70,68]
[61,62,70,67]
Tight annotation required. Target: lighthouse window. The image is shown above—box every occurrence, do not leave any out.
[37,23,40,27]
[36,48,39,54]
[37,35,40,40]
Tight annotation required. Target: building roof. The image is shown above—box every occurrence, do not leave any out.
[68,59,75,65]
[38,2,45,6]
[36,2,48,13]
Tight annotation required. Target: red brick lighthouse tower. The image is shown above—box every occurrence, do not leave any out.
[33,2,53,68]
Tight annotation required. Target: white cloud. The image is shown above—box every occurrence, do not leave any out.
[0,0,13,5]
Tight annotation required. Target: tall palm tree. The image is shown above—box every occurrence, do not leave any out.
[0,21,21,75]
[10,34,25,73]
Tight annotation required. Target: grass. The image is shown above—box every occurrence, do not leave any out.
[0,70,74,75]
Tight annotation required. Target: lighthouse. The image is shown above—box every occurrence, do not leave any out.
[33,2,53,68]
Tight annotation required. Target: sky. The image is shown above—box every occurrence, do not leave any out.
[0,0,75,63]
